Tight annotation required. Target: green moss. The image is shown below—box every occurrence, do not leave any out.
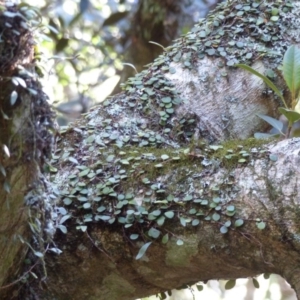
[210,137,271,169]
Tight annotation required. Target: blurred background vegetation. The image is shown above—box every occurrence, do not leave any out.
[25,0,221,125]
[23,0,296,299]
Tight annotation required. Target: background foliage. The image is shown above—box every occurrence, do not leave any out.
[25,0,221,124]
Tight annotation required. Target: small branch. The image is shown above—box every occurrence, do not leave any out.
[0,260,39,290]
[85,230,116,264]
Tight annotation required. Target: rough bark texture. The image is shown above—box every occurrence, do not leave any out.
[1,1,300,300]
[40,139,300,300]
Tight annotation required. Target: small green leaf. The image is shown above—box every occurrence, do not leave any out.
[34,251,44,258]
[227,205,235,212]
[68,157,78,164]
[176,239,184,246]
[263,273,270,279]
[161,154,169,160]
[226,210,235,217]
[63,198,72,205]
[106,155,115,162]
[212,213,220,221]
[77,225,87,232]
[136,242,152,260]
[180,217,186,227]
[3,181,10,193]
[130,234,139,240]
[209,145,223,151]
[213,197,221,203]
[221,221,230,228]
[192,219,200,226]
[283,45,300,104]
[234,219,244,227]
[183,195,193,201]
[270,16,279,22]
[10,91,18,106]
[201,199,208,205]
[79,168,90,177]
[225,279,236,290]
[189,208,197,215]
[0,164,6,177]
[164,211,174,218]
[252,278,260,289]
[156,216,165,226]
[254,132,275,139]
[169,67,176,74]
[278,108,300,124]
[196,284,204,291]
[271,7,279,16]
[58,225,67,234]
[59,215,71,224]
[12,76,26,87]
[166,108,174,114]
[96,206,105,214]
[83,202,91,209]
[152,209,161,216]
[148,227,161,238]
[220,226,228,234]
[256,221,266,230]
[257,114,284,134]
[162,233,169,244]
[148,213,157,220]
[97,215,111,221]
[155,163,163,168]
[3,11,18,18]
[269,154,278,161]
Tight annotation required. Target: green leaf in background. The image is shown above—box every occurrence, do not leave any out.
[256,114,284,134]
[196,284,204,291]
[136,242,152,260]
[278,107,300,124]
[225,279,236,290]
[236,64,287,108]
[103,11,129,27]
[252,278,260,289]
[283,45,300,108]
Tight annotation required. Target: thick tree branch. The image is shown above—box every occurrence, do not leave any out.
[44,137,300,300]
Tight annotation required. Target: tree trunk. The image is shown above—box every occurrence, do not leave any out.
[1,1,300,300]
